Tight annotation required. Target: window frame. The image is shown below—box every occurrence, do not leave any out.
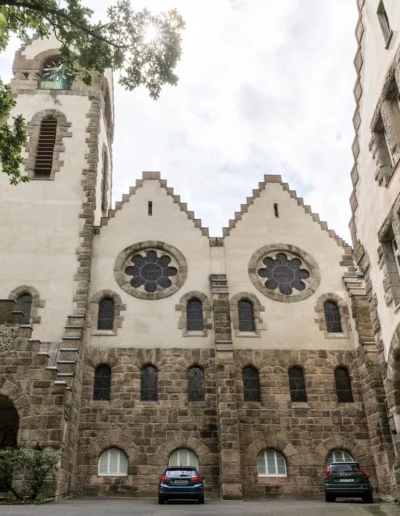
[186,298,204,332]
[243,366,261,403]
[33,117,58,178]
[98,448,128,477]
[188,366,205,402]
[97,297,115,331]
[93,364,112,401]
[169,448,199,468]
[141,365,158,402]
[327,450,354,464]
[238,299,256,333]
[324,300,343,333]
[288,366,307,403]
[257,450,287,478]
[334,367,354,403]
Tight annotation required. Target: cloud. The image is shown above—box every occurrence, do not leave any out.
[1,0,358,241]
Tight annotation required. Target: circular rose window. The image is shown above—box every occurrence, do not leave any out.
[114,242,187,300]
[249,244,320,303]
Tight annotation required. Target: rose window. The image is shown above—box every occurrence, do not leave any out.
[125,250,178,293]
[257,253,310,295]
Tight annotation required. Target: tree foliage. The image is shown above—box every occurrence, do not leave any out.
[0,0,185,184]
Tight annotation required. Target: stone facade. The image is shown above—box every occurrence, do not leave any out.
[0,28,398,501]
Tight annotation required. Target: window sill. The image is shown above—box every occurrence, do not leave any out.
[290,402,310,409]
[184,331,207,337]
[236,331,260,338]
[31,177,54,181]
[338,402,355,408]
[92,400,111,406]
[97,474,128,477]
[258,475,287,479]
[92,330,117,336]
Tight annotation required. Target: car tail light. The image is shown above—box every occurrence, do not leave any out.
[160,476,170,482]
[359,465,369,480]
[324,466,331,480]
[191,476,202,482]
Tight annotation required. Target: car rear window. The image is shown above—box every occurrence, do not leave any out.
[330,464,360,473]
[165,469,197,477]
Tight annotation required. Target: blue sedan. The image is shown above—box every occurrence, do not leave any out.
[158,466,204,504]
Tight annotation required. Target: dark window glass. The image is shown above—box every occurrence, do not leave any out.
[187,299,203,331]
[141,366,158,401]
[238,300,255,332]
[289,367,307,402]
[324,301,342,333]
[16,294,32,325]
[335,367,354,403]
[330,464,359,473]
[93,364,111,401]
[101,153,109,217]
[98,298,114,330]
[34,118,57,177]
[274,203,279,218]
[188,367,205,402]
[148,201,153,216]
[243,367,260,402]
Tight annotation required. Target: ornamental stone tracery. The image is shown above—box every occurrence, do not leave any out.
[249,244,321,303]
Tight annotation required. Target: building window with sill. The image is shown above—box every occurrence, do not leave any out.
[93,364,111,401]
[288,366,307,403]
[324,301,342,333]
[98,448,128,476]
[335,367,354,403]
[141,365,158,401]
[188,366,205,402]
[243,366,260,402]
[257,450,287,477]
[187,299,203,332]
[238,300,255,332]
[98,298,115,330]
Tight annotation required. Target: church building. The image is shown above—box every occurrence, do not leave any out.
[0,25,398,499]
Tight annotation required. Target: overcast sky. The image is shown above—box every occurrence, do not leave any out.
[0,0,358,241]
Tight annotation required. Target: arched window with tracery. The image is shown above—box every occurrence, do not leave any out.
[324,301,342,333]
[141,365,158,401]
[288,366,307,402]
[34,117,57,177]
[93,364,111,401]
[243,366,260,402]
[334,367,353,403]
[188,367,205,402]
[187,298,203,331]
[238,300,255,332]
[98,298,114,330]
[16,294,32,325]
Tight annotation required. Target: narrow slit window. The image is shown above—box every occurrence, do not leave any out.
[98,298,114,330]
[392,238,400,278]
[335,367,354,403]
[187,299,203,331]
[93,364,111,401]
[384,130,395,167]
[34,118,57,177]
[377,1,392,46]
[148,201,153,216]
[288,366,307,403]
[324,301,342,333]
[188,367,205,402]
[238,300,255,332]
[141,365,158,401]
[16,294,32,325]
[274,203,279,218]
[243,367,260,402]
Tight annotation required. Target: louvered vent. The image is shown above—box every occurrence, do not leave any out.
[34,118,57,177]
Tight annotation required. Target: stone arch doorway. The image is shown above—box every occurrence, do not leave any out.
[0,396,19,448]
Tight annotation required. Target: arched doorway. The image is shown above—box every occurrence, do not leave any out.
[0,396,18,448]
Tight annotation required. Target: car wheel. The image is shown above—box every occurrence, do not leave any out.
[325,493,334,503]
[362,492,373,504]
[158,495,166,504]
[198,496,204,504]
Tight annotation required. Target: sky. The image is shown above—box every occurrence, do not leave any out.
[0,0,358,241]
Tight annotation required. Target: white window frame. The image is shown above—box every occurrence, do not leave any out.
[169,448,199,468]
[384,129,395,167]
[98,448,128,477]
[257,450,287,478]
[327,450,354,464]
[392,238,400,278]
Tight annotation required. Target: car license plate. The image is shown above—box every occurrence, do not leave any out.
[339,479,354,482]
[175,480,188,484]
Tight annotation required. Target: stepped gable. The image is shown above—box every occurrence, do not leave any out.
[222,174,350,249]
[98,171,209,237]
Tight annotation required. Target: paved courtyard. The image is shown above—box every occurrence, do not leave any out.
[0,498,398,516]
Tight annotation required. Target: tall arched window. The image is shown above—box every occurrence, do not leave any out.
[101,151,109,217]
[243,367,260,402]
[324,301,342,333]
[169,449,198,468]
[93,364,111,401]
[188,367,205,402]
[16,294,32,325]
[34,117,57,177]
[335,367,354,403]
[288,367,307,402]
[238,300,255,332]
[98,448,128,476]
[257,450,287,477]
[327,450,354,464]
[187,299,203,331]
[141,365,158,401]
[98,298,114,330]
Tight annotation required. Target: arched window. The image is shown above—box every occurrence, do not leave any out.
[327,450,354,464]
[238,300,255,332]
[335,367,354,403]
[93,364,111,401]
[98,298,114,330]
[257,450,287,477]
[187,298,203,331]
[324,301,342,333]
[34,117,57,177]
[101,151,109,217]
[243,367,260,402]
[16,294,32,325]
[40,58,73,90]
[169,449,198,468]
[188,367,205,402]
[141,365,158,401]
[288,367,307,402]
[98,448,128,476]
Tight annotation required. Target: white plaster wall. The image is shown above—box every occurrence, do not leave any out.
[22,33,61,59]
[89,179,213,349]
[225,183,355,350]
[355,1,400,359]
[0,92,91,342]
